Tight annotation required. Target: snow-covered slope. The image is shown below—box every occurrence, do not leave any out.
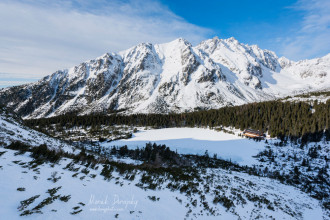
[0,148,326,219]
[0,37,329,118]
[0,107,75,153]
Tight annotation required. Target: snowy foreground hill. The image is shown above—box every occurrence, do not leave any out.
[0,37,329,118]
[0,149,325,220]
[0,109,329,219]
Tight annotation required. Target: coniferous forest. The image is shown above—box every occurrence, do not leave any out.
[25,100,330,143]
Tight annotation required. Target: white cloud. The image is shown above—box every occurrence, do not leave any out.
[0,0,211,83]
[0,80,37,88]
[0,72,39,88]
[280,0,330,60]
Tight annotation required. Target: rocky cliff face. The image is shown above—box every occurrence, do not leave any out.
[1,37,329,118]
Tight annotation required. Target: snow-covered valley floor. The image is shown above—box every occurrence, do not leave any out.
[103,128,265,166]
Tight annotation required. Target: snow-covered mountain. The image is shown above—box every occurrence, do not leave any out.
[1,37,329,118]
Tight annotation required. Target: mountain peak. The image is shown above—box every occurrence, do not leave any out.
[227,36,238,42]
[223,37,240,45]
[169,37,191,47]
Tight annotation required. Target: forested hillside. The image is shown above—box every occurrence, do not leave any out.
[25,100,330,143]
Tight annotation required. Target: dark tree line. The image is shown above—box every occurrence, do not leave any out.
[25,100,330,143]
[94,142,180,165]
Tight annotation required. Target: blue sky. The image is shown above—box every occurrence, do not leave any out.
[160,0,299,48]
[0,0,329,88]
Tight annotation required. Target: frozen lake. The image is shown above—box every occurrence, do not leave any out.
[101,128,266,166]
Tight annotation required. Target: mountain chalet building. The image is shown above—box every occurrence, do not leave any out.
[243,129,265,139]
